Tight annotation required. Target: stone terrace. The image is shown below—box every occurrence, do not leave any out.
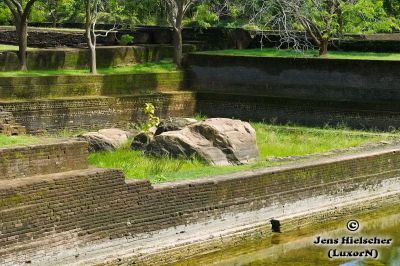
[0,141,400,265]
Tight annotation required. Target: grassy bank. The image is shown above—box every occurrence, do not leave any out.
[0,45,37,52]
[0,60,176,77]
[199,48,400,61]
[88,123,398,183]
[0,134,45,147]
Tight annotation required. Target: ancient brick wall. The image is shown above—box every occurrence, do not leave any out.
[0,72,183,99]
[186,54,400,103]
[0,141,88,180]
[0,45,195,71]
[186,54,400,130]
[194,93,400,130]
[0,29,120,48]
[0,143,399,265]
[0,92,196,133]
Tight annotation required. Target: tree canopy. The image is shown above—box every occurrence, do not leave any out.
[0,0,398,34]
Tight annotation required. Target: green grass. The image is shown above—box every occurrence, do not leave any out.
[0,60,177,77]
[0,26,85,33]
[199,48,400,61]
[88,123,399,183]
[0,45,20,52]
[0,134,45,147]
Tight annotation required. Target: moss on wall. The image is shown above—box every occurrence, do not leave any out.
[0,45,196,71]
[0,72,184,100]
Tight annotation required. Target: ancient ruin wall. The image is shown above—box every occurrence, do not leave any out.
[0,45,195,71]
[0,72,183,99]
[0,142,399,265]
[0,92,196,133]
[186,54,400,103]
[0,140,88,180]
[186,54,400,129]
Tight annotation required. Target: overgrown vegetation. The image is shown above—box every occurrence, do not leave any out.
[88,123,399,183]
[200,48,400,61]
[1,0,398,68]
[0,60,176,77]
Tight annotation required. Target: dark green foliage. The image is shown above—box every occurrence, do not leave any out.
[119,34,134,45]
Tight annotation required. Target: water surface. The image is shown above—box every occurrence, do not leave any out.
[174,207,400,266]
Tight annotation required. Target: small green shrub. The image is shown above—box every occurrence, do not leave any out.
[120,34,134,45]
[185,4,218,29]
[142,103,160,132]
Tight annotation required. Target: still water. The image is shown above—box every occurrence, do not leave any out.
[174,208,400,266]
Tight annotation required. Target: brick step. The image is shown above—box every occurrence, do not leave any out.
[0,167,125,247]
[0,140,88,180]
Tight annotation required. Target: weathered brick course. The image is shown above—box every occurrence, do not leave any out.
[0,92,196,133]
[187,54,400,130]
[0,72,183,99]
[0,140,88,180]
[0,144,399,264]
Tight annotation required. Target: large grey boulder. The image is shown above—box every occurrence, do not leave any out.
[147,118,259,166]
[79,128,131,152]
[131,117,198,151]
[131,132,154,151]
[154,117,198,135]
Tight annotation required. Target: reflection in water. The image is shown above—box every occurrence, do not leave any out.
[174,210,400,266]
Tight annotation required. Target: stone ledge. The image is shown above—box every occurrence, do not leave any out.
[0,140,89,180]
[0,72,184,100]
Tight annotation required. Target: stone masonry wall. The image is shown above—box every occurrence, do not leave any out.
[186,54,400,130]
[0,144,399,265]
[186,54,400,104]
[0,45,195,71]
[0,141,88,180]
[0,92,196,133]
[0,72,183,100]
[195,93,400,130]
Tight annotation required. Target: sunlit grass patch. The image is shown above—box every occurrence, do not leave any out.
[200,48,400,61]
[0,134,46,147]
[88,123,398,183]
[0,60,176,77]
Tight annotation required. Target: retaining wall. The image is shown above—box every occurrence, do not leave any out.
[195,93,400,130]
[0,140,87,180]
[187,54,400,103]
[187,54,400,130]
[0,45,195,71]
[0,72,183,99]
[0,142,399,265]
[0,28,113,47]
[0,92,196,133]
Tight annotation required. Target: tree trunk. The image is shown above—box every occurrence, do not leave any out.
[319,39,329,56]
[173,27,183,69]
[89,44,97,74]
[16,19,28,71]
[51,0,58,28]
[51,13,57,28]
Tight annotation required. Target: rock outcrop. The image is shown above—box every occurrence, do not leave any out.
[79,128,131,152]
[144,118,259,166]
[154,117,198,135]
